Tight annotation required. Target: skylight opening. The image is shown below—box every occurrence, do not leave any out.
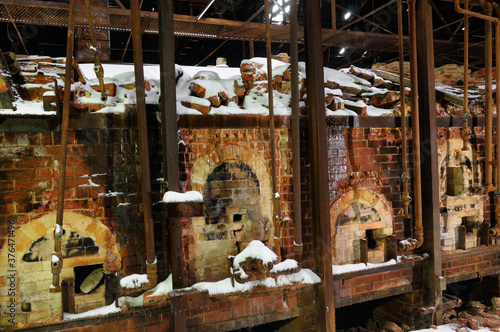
[271,0,290,25]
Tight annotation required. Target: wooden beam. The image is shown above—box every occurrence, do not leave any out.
[416,0,443,311]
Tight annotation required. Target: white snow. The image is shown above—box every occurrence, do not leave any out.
[411,323,490,332]
[327,109,358,116]
[97,191,123,197]
[270,259,299,273]
[0,100,54,115]
[366,105,394,116]
[3,56,450,118]
[332,258,401,275]
[51,254,60,263]
[119,274,149,289]
[162,190,203,203]
[54,223,62,236]
[64,303,121,320]
[232,240,278,272]
[149,274,173,297]
[189,268,321,295]
[78,178,100,187]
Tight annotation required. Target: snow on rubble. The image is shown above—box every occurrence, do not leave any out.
[2,55,446,117]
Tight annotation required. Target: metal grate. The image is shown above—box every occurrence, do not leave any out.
[0,2,238,38]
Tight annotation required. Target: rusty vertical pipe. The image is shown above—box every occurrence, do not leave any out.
[130,0,157,276]
[462,0,471,152]
[485,5,494,191]
[84,0,106,102]
[52,0,76,293]
[495,22,500,219]
[249,41,255,58]
[331,0,336,31]
[265,0,282,261]
[408,0,423,248]
[397,0,410,218]
[290,0,302,262]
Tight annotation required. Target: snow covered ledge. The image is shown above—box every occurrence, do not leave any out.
[162,190,204,218]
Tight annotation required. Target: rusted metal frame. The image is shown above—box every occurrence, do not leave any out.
[195,2,269,66]
[338,0,396,32]
[462,0,471,152]
[265,0,283,262]
[51,0,76,294]
[451,18,466,38]
[130,0,157,285]
[494,21,500,233]
[113,0,126,10]
[3,3,29,55]
[399,0,424,251]
[335,2,397,35]
[304,0,335,330]
[455,1,497,191]
[398,0,410,220]
[416,0,442,310]
[321,1,397,44]
[432,18,463,33]
[431,0,459,42]
[84,0,107,102]
[290,0,302,262]
[120,0,145,63]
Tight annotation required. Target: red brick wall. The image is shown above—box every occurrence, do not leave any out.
[170,284,316,331]
[0,110,167,276]
[333,262,423,308]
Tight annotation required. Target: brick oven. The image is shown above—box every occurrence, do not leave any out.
[0,211,121,325]
[438,136,484,251]
[331,190,394,264]
[179,128,293,283]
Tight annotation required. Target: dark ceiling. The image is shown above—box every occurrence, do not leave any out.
[0,0,496,70]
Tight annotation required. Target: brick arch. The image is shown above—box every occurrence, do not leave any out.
[330,190,393,265]
[1,211,121,271]
[190,143,273,216]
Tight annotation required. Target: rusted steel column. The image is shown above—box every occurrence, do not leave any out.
[52,0,76,293]
[290,0,302,262]
[158,0,180,193]
[265,0,283,261]
[397,0,410,219]
[495,22,500,223]
[485,5,494,191]
[400,0,424,250]
[416,0,442,311]
[462,0,470,152]
[130,0,157,275]
[304,0,335,330]
[249,41,255,58]
[158,0,181,288]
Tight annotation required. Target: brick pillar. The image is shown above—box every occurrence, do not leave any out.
[75,0,111,62]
